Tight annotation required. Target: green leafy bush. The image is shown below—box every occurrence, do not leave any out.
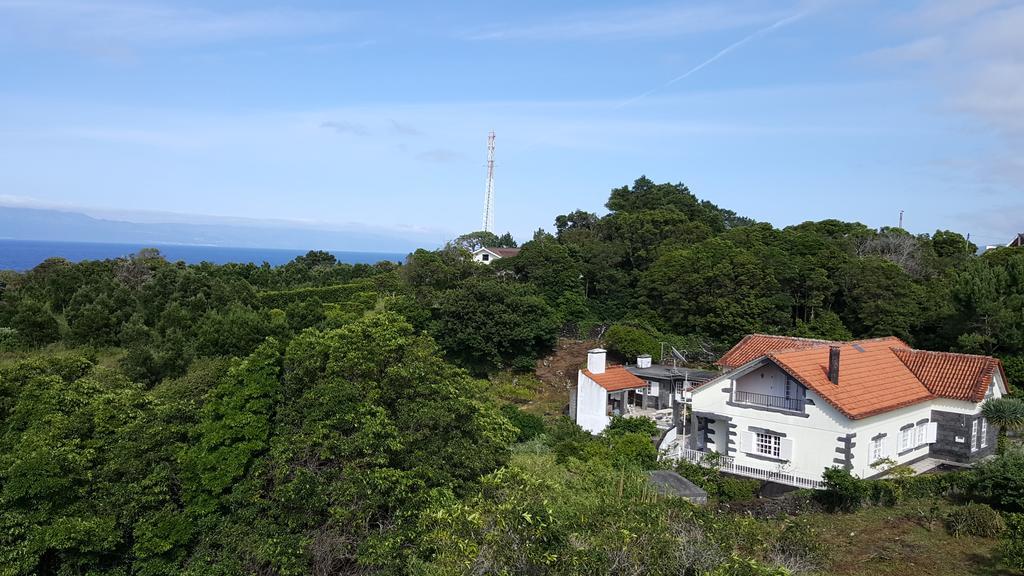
[258,279,375,308]
[972,448,1024,512]
[819,467,867,512]
[605,414,658,438]
[999,513,1024,571]
[767,518,829,574]
[500,404,545,442]
[603,323,660,360]
[945,503,1005,538]
[674,459,759,503]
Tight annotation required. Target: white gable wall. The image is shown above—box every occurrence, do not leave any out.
[575,371,609,434]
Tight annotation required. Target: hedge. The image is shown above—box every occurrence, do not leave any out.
[258,279,376,308]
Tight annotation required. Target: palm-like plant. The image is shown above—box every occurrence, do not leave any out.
[981,397,1024,454]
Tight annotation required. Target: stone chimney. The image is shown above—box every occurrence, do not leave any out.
[828,346,841,385]
[587,348,607,374]
[637,354,652,369]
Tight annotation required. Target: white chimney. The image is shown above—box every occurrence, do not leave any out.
[587,348,607,374]
[637,354,652,369]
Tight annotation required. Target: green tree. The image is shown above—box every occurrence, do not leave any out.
[641,238,788,344]
[430,277,559,374]
[981,397,1024,454]
[10,299,60,347]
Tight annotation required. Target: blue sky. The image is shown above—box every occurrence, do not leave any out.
[0,0,1021,248]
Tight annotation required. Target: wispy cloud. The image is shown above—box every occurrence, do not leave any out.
[0,0,356,50]
[467,2,787,41]
[862,36,946,64]
[612,10,808,109]
[390,120,422,136]
[871,2,1024,141]
[320,121,369,136]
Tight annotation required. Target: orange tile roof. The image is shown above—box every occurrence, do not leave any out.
[715,334,1004,420]
[892,348,1004,402]
[582,365,647,392]
[769,338,931,419]
[716,334,835,368]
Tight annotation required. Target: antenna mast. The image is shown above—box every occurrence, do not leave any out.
[482,131,496,232]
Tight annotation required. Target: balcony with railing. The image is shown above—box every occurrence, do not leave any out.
[732,390,804,413]
[663,446,824,490]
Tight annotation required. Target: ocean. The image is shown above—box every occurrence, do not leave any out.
[0,239,407,272]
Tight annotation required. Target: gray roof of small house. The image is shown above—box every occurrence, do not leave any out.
[646,470,708,502]
[626,364,719,384]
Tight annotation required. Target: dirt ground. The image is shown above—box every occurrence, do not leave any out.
[523,338,600,418]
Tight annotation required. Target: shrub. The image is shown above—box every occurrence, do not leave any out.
[605,415,658,438]
[869,479,903,506]
[500,404,545,443]
[999,513,1024,571]
[674,459,759,503]
[945,503,1005,538]
[717,476,760,503]
[767,519,829,574]
[819,467,867,512]
[0,327,19,351]
[710,555,791,576]
[608,432,658,470]
[603,323,660,360]
[972,448,1024,512]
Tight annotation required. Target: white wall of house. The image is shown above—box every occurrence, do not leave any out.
[848,402,935,478]
[575,371,609,434]
[734,364,793,397]
[471,249,498,264]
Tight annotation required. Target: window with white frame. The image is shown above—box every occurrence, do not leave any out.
[870,436,885,463]
[755,432,782,458]
[971,419,979,452]
[899,427,914,452]
[915,422,927,447]
[980,418,989,448]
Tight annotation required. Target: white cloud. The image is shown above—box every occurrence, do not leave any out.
[862,36,946,64]
[867,1,1024,184]
[467,2,789,41]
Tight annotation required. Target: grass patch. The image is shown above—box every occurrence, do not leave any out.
[797,499,1011,576]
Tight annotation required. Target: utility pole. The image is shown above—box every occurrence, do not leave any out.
[482,131,496,233]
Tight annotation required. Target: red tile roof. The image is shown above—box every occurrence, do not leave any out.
[716,334,835,368]
[715,334,1005,420]
[487,247,521,257]
[892,348,1005,403]
[582,365,647,392]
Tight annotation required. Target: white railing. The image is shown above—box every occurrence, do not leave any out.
[664,446,825,490]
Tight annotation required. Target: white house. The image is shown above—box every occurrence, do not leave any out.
[570,349,649,434]
[672,334,1007,489]
[471,247,520,264]
[570,349,717,434]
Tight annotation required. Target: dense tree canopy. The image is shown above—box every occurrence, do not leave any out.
[1,174,1022,574]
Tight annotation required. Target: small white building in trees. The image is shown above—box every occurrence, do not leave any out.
[471,247,520,264]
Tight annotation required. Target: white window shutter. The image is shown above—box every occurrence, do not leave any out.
[779,438,794,461]
[739,431,753,453]
[926,422,938,443]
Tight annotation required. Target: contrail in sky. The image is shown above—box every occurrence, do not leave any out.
[517,9,808,152]
[612,11,808,110]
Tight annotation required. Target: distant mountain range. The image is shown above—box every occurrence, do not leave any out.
[0,206,443,252]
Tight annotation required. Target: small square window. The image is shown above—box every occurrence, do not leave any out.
[755,432,781,458]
